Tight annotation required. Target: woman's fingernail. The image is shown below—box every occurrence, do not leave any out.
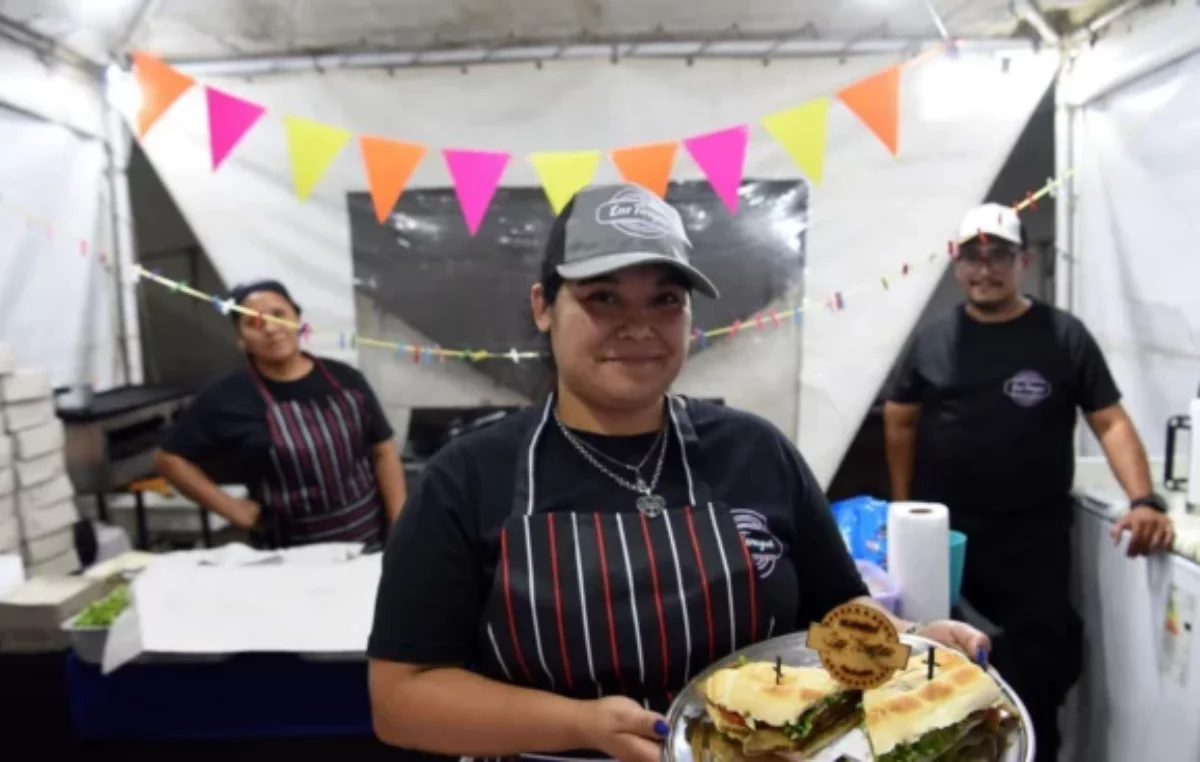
[976,646,987,666]
[654,719,670,737]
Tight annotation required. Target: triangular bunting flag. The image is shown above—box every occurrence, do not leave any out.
[443,149,511,236]
[205,87,266,171]
[131,51,195,138]
[837,66,901,155]
[359,136,427,224]
[610,141,678,198]
[683,125,750,214]
[528,150,602,214]
[761,97,831,185]
[283,116,352,201]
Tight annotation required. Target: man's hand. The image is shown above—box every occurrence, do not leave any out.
[1111,506,1175,557]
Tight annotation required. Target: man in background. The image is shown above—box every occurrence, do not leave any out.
[883,203,1174,761]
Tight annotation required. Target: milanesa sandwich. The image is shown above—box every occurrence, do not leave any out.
[863,649,1018,762]
[697,660,862,759]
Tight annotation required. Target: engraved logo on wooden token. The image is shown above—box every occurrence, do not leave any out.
[806,602,913,689]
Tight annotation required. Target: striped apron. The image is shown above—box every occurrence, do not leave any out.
[248,356,385,548]
[475,395,773,762]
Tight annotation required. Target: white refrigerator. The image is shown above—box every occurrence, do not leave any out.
[1070,499,1200,760]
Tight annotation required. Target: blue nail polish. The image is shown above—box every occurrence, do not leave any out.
[976,646,987,666]
[654,719,670,737]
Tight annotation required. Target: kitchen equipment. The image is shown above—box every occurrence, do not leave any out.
[662,632,1034,762]
[1163,397,1200,513]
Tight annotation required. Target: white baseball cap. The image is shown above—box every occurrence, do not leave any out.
[958,203,1025,247]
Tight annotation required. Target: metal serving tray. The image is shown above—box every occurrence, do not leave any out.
[662,632,1034,762]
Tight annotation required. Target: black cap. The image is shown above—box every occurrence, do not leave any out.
[228,279,301,324]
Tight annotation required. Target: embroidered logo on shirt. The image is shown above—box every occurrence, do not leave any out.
[731,509,784,578]
[1003,369,1052,408]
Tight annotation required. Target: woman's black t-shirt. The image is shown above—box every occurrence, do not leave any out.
[368,398,867,672]
[161,359,394,496]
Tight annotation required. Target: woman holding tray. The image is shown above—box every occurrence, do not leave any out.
[367,183,990,762]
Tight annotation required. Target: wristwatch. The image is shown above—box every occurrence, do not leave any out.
[1130,493,1168,514]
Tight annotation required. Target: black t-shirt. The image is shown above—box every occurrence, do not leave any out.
[161,358,394,496]
[368,398,867,673]
[891,301,1120,530]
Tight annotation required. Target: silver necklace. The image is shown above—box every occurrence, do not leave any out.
[553,413,670,518]
[571,423,664,475]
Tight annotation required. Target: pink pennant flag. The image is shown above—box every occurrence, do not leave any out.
[443,149,510,236]
[206,87,266,171]
[683,125,749,214]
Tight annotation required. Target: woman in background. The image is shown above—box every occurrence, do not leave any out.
[155,279,406,548]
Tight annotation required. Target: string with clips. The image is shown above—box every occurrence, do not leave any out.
[132,170,1073,364]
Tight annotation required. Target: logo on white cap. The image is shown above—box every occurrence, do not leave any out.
[595,186,688,241]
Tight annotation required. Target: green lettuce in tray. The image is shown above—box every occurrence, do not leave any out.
[74,584,130,628]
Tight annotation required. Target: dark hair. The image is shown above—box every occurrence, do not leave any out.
[534,198,576,388]
[228,279,302,326]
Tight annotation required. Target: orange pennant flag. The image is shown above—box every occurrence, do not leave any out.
[359,136,427,224]
[610,141,678,198]
[837,65,901,156]
[132,51,195,138]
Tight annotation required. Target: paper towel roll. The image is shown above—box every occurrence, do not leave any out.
[886,501,951,622]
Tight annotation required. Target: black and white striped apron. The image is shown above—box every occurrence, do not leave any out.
[248,355,385,548]
[476,395,775,761]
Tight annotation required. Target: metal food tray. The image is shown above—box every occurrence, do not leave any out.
[662,632,1034,762]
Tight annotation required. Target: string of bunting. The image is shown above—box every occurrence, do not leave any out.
[127,172,1071,364]
[126,46,946,235]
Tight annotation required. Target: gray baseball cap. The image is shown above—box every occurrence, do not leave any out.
[556,183,719,299]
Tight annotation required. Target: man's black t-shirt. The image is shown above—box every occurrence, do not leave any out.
[161,358,394,496]
[368,399,867,668]
[892,300,1120,531]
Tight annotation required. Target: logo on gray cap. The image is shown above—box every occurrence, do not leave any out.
[594,187,687,241]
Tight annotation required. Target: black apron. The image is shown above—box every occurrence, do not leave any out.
[475,396,771,760]
[248,355,386,548]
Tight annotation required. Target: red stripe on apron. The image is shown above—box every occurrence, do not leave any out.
[546,514,574,692]
[501,529,534,683]
[592,512,626,695]
[639,512,671,689]
[684,505,716,665]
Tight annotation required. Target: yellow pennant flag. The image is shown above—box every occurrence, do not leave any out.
[761,97,831,186]
[529,150,602,214]
[284,115,353,201]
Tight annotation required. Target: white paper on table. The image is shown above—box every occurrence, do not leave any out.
[102,605,144,674]
[131,553,381,655]
[148,542,364,569]
[0,552,24,598]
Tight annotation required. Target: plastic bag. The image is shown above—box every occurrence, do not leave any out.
[829,496,889,568]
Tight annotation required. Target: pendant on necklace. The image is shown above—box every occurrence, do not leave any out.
[636,493,667,518]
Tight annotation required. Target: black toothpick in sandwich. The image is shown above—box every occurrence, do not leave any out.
[775,656,783,685]
[926,647,936,680]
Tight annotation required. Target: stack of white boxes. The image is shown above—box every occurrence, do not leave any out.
[0,343,16,561]
[0,344,81,576]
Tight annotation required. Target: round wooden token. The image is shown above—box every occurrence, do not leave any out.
[806,602,913,690]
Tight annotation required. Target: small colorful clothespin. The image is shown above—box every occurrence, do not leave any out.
[1024,191,1038,211]
[901,263,911,276]
[792,306,802,325]
[411,344,422,363]
[298,322,312,341]
[769,310,780,328]
[421,347,434,365]
[831,292,845,311]
[211,295,231,315]
[947,240,958,258]
[338,333,346,350]
[171,279,185,293]
[880,275,890,290]
[507,348,521,364]
[1045,177,1058,199]
[693,327,708,348]
[730,319,742,338]
[395,342,405,358]
[78,239,88,256]
[754,312,765,331]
